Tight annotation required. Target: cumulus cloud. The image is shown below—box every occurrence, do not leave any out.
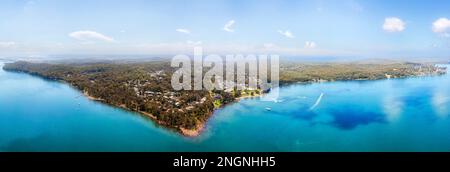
[304,41,317,49]
[432,18,450,35]
[223,20,235,32]
[176,28,191,34]
[383,17,406,32]
[278,30,295,38]
[69,30,115,43]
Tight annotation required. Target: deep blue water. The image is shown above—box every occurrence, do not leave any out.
[0,61,449,152]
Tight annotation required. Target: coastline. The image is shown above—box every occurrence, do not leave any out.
[180,122,205,137]
[280,72,447,87]
[180,90,264,137]
[83,90,206,137]
[15,71,449,137]
[235,94,263,100]
[83,91,105,102]
[3,62,447,138]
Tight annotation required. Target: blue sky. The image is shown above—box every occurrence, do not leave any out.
[0,0,450,58]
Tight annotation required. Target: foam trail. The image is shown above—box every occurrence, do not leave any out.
[309,93,324,110]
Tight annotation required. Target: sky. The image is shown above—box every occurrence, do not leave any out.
[0,0,450,58]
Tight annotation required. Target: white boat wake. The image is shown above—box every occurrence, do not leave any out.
[273,99,284,103]
[309,93,324,110]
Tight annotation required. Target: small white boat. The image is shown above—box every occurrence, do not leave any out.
[265,107,272,111]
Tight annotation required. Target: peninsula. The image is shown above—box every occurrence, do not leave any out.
[3,60,446,136]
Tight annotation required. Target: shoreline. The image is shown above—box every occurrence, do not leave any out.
[20,71,450,137]
[179,91,264,137]
[3,62,448,138]
[180,122,205,137]
[280,71,448,87]
[83,91,206,137]
[235,94,263,100]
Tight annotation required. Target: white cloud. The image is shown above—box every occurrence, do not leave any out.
[304,41,317,49]
[176,28,191,34]
[383,17,406,32]
[278,30,295,38]
[0,42,16,48]
[223,20,235,32]
[432,18,450,35]
[69,30,115,43]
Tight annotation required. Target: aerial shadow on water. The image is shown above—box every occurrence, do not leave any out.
[325,108,387,130]
[1,134,52,152]
[285,107,318,121]
[400,87,434,107]
[268,104,387,130]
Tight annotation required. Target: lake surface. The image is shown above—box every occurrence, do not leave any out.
[1,61,449,152]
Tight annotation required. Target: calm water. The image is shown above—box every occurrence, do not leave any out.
[1,61,449,152]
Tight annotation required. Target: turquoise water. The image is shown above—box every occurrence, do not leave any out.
[0,61,449,152]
